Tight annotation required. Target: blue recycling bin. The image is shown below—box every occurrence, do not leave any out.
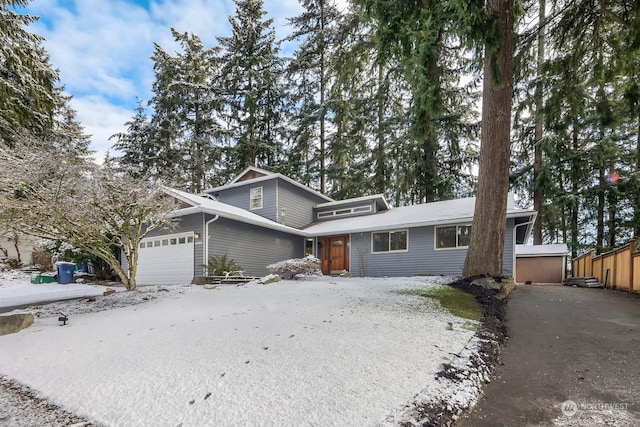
[56,262,75,284]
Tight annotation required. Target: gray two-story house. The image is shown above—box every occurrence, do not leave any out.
[133,167,535,285]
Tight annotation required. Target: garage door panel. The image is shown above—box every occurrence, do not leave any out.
[516,256,563,283]
[136,233,194,285]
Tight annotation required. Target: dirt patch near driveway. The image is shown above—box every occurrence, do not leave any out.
[397,276,508,426]
[0,376,95,426]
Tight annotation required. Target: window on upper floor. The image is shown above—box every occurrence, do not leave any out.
[372,230,408,253]
[250,187,263,210]
[435,225,472,249]
[316,205,372,219]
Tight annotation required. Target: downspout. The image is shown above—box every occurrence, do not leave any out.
[204,214,219,275]
[512,214,537,282]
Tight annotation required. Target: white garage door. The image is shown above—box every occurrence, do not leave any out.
[136,232,195,285]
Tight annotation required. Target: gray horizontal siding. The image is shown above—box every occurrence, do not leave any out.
[207,217,304,277]
[350,220,516,277]
[277,179,327,228]
[215,179,278,222]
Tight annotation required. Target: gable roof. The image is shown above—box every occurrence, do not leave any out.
[204,166,334,203]
[229,166,274,184]
[303,193,535,236]
[164,187,307,236]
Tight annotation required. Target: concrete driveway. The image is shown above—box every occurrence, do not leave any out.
[457,284,640,426]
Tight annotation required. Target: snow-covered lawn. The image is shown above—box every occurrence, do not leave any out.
[0,273,479,426]
[0,270,124,309]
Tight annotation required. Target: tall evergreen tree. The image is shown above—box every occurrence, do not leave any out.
[147,29,223,192]
[287,0,342,194]
[111,99,155,179]
[217,0,285,178]
[357,0,480,203]
[1,0,60,146]
[463,0,516,277]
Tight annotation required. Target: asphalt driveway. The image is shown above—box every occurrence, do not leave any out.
[457,284,640,426]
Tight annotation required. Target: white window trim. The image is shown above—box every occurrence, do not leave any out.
[434,224,472,250]
[250,186,263,210]
[317,204,372,219]
[371,229,409,254]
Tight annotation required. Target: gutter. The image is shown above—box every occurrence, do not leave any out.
[203,214,219,274]
[512,213,537,282]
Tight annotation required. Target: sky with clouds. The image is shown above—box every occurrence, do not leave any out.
[20,0,305,161]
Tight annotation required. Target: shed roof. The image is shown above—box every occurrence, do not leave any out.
[515,244,568,257]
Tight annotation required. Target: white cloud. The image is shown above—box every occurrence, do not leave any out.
[70,96,135,163]
[23,0,307,157]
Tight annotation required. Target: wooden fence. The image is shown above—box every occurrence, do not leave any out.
[571,240,640,292]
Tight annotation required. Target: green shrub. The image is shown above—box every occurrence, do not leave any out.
[203,255,242,276]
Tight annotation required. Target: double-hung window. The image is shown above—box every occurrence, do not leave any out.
[249,187,263,210]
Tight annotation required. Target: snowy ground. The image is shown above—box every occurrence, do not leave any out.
[0,272,481,426]
[0,269,125,309]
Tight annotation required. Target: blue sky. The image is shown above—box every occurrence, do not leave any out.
[21,0,305,161]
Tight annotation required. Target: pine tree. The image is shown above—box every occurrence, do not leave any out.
[217,0,286,178]
[514,0,640,255]
[147,29,223,192]
[287,0,342,194]
[463,0,516,277]
[356,0,480,204]
[111,100,156,179]
[0,0,60,146]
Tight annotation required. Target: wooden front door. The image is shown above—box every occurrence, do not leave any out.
[321,236,349,275]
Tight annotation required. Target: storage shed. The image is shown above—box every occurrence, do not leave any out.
[515,244,568,284]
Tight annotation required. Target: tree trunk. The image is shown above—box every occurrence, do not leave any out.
[635,114,640,238]
[570,122,579,259]
[533,0,545,245]
[319,0,326,194]
[596,165,605,253]
[463,0,515,277]
[607,171,617,248]
[375,64,386,194]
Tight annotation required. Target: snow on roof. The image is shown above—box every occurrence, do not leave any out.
[164,187,307,236]
[204,168,334,203]
[304,193,534,236]
[516,244,568,257]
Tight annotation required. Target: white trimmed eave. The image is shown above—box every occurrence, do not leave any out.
[303,209,536,237]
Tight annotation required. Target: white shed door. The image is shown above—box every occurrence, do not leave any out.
[136,232,195,285]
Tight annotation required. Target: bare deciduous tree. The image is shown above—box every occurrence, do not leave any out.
[0,140,178,290]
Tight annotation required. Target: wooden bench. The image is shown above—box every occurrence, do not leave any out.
[223,270,245,280]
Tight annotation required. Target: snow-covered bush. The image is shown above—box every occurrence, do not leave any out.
[266,256,322,279]
[257,274,281,284]
[0,257,20,270]
[40,240,87,263]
